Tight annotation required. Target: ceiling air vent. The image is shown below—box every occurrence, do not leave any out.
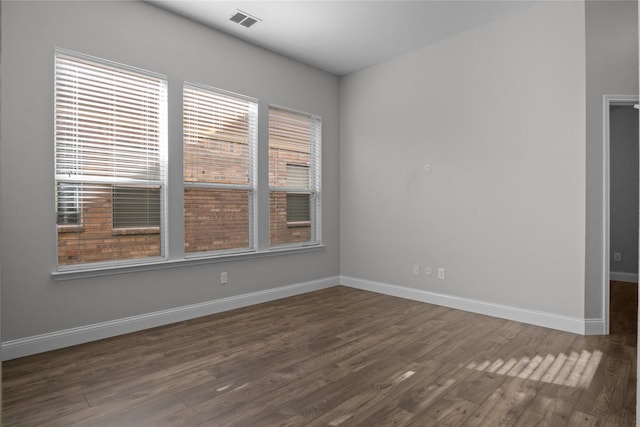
[229,10,261,28]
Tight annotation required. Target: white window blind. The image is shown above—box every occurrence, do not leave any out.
[55,52,167,267]
[268,107,321,246]
[183,84,257,254]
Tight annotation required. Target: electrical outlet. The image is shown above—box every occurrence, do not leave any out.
[413,265,420,276]
[220,272,228,284]
[438,268,446,280]
[614,252,623,262]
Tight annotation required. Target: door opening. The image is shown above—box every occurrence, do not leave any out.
[603,94,639,334]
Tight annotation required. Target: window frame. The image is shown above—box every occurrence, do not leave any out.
[51,50,325,279]
[268,105,322,248]
[54,49,169,272]
[182,82,259,257]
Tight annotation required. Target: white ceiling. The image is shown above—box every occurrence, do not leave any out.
[148,1,531,76]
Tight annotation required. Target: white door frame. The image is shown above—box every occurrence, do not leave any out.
[602,94,639,335]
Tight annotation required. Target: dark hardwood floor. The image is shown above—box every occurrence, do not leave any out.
[2,283,637,426]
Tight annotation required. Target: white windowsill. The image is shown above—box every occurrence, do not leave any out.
[51,244,325,281]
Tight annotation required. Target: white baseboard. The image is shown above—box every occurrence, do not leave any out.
[2,276,340,361]
[340,276,591,335]
[584,318,606,335]
[3,273,604,360]
[610,271,639,283]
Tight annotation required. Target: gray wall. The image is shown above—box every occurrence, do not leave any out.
[340,2,586,318]
[0,1,340,341]
[585,1,639,318]
[610,105,639,276]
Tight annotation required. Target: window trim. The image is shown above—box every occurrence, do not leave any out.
[51,244,326,281]
[51,50,324,278]
[54,49,169,270]
[268,104,322,248]
[182,82,259,257]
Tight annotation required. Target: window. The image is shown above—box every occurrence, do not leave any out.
[183,84,258,254]
[54,52,167,267]
[286,164,310,188]
[112,187,160,229]
[286,193,310,223]
[53,51,323,275]
[285,164,310,224]
[268,107,321,246]
[56,182,80,226]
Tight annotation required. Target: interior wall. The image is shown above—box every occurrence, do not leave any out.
[610,105,639,277]
[340,2,586,319]
[585,1,639,319]
[0,0,340,342]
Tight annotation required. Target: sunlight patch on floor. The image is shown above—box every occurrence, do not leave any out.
[463,349,603,388]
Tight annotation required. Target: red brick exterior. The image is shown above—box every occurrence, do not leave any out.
[184,188,250,253]
[57,185,160,266]
[57,109,315,265]
[269,138,312,246]
[58,186,310,265]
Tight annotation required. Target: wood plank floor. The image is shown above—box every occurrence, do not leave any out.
[2,283,637,426]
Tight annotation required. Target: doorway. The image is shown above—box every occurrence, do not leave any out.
[603,95,639,334]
